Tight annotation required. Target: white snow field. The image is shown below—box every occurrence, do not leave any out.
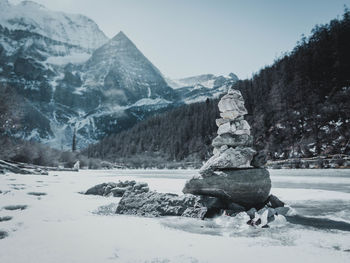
[1,169,350,263]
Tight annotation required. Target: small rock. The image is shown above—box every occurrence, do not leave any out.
[216,118,230,127]
[0,216,12,222]
[255,218,262,225]
[234,119,251,134]
[213,145,228,156]
[212,134,253,148]
[275,206,291,216]
[73,161,80,171]
[0,230,8,239]
[217,122,236,135]
[110,187,127,197]
[85,183,110,195]
[220,110,243,120]
[3,205,27,211]
[246,208,257,219]
[266,195,285,208]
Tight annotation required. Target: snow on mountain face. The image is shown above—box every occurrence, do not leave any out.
[168,73,239,104]
[0,0,108,50]
[167,73,238,89]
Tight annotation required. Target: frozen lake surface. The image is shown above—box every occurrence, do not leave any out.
[1,169,350,263]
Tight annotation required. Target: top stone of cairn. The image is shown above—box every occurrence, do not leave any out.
[218,89,248,119]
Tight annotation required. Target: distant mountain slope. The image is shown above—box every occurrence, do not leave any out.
[84,10,350,167]
[167,73,238,104]
[0,0,108,50]
[169,73,238,89]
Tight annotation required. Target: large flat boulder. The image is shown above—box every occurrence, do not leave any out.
[183,168,271,208]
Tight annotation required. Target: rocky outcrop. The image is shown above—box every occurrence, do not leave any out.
[115,191,205,218]
[85,181,149,197]
[183,88,271,208]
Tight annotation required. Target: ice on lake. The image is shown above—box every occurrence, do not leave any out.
[1,169,350,263]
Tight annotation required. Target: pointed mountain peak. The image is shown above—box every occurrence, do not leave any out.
[101,31,138,52]
[111,31,132,42]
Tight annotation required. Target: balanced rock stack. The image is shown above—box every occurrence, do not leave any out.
[183,88,271,209]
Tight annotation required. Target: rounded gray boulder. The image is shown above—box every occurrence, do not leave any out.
[183,168,271,208]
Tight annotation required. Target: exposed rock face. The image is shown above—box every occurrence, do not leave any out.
[183,87,271,208]
[85,181,149,197]
[183,169,271,208]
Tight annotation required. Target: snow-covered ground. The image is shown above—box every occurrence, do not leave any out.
[1,169,350,263]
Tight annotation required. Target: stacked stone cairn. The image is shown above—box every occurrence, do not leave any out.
[183,88,276,212]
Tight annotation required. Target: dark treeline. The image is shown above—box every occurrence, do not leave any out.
[83,99,219,168]
[238,8,350,159]
[85,9,350,167]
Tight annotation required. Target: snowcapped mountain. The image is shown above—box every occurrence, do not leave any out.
[0,0,108,51]
[167,73,238,89]
[0,1,237,150]
[167,73,238,104]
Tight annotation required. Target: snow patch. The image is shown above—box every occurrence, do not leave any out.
[132,98,171,107]
[45,52,90,65]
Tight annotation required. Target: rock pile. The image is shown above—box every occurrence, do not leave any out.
[183,88,271,208]
[85,180,149,197]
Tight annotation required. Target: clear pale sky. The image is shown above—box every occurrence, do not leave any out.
[10,0,349,79]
